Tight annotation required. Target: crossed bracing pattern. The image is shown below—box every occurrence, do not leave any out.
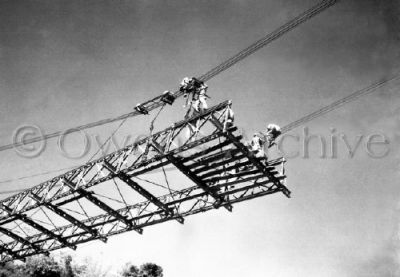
[0,101,290,262]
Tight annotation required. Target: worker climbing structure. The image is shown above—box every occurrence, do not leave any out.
[0,100,289,262]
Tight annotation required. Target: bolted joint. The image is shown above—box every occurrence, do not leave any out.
[134,103,149,115]
[161,91,175,105]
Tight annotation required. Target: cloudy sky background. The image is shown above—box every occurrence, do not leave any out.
[0,0,399,276]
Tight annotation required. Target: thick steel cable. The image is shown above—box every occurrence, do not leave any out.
[280,74,400,134]
[199,0,338,82]
[1,72,398,194]
[0,0,340,195]
[0,0,338,154]
[87,117,129,163]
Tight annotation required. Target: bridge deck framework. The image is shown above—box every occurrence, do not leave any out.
[0,100,289,262]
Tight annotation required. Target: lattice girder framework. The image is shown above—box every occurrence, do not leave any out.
[0,100,290,262]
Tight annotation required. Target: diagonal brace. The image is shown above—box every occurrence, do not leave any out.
[103,162,184,224]
[210,116,291,197]
[62,179,142,234]
[0,244,25,262]
[103,162,172,213]
[2,205,76,250]
[30,193,107,243]
[0,226,47,255]
[151,141,232,211]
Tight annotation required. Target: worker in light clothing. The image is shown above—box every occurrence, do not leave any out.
[225,108,235,130]
[180,77,209,118]
[265,123,281,147]
[194,78,209,112]
[250,123,282,161]
[180,77,191,90]
[251,132,267,158]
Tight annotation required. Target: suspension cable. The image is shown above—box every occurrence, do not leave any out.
[0,0,339,154]
[199,0,339,82]
[280,73,400,134]
[0,72,398,194]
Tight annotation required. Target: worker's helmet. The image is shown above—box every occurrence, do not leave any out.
[181,77,190,85]
[267,123,280,131]
[267,124,281,138]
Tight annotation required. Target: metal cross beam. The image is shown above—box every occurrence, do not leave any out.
[1,205,76,250]
[0,100,289,262]
[12,172,284,254]
[0,226,45,255]
[151,141,233,211]
[0,244,24,262]
[210,116,291,198]
[103,162,172,215]
[0,101,232,220]
[30,193,107,243]
[0,160,286,262]
[61,179,141,233]
[189,149,243,172]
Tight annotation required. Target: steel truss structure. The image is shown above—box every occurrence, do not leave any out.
[0,100,290,262]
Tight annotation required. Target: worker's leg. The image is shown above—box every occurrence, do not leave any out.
[225,109,234,129]
[193,99,201,113]
[184,101,196,120]
[187,123,196,139]
[251,137,260,152]
[255,148,268,165]
[199,96,208,112]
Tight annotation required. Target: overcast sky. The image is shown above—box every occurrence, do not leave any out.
[0,0,399,276]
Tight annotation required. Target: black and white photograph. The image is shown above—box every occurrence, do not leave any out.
[0,0,399,276]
